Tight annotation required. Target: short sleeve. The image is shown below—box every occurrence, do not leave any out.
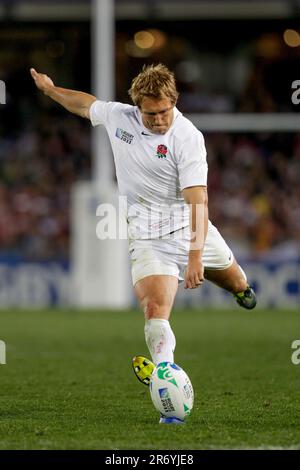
[89,100,110,127]
[177,129,208,190]
[89,100,133,128]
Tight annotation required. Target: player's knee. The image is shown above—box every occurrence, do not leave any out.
[143,301,169,320]
[231,277,248,293]
[227,263,248,293]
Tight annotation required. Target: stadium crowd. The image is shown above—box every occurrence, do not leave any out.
[1,109,299,261]
[0,111,91,260]
[1,21,299,261]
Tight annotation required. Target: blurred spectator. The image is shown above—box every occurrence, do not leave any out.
[206,132,300,260]
[0,113,91,260]
[1,20,300,261]
[1,114,300,260]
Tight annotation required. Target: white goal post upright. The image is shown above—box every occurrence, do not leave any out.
[71,0,132,308]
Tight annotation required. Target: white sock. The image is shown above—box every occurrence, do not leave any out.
[144,318,176,365]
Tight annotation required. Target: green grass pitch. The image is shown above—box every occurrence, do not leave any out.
[0,307,299,449]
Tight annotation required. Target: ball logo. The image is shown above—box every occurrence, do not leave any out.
[183,383,192,400]
[158,387,175,413]
[158,388,169,399]
[150,362,194,421]
[157,363,178,388]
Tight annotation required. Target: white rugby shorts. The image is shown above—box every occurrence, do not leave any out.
[129,221,234,286]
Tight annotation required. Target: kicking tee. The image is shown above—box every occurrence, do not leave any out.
[90,101,208,239]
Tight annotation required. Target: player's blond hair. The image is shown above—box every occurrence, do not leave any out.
[128,64,179,107]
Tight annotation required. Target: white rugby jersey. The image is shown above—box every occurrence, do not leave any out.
[90,101,208,239]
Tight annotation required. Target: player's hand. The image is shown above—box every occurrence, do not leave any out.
[30,68,55,93]
[184,257,204,289]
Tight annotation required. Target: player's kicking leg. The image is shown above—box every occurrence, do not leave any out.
[204,259,257,309]
[132,275,183,423]
[202,222,257,309]
[132,274,178,386]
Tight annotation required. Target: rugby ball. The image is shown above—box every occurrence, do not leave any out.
[149,362,194,421]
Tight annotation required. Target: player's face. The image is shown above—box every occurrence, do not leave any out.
[140,96,175,134]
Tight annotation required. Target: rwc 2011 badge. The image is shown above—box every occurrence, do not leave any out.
[156,144,168,159]
[116,128,134,144]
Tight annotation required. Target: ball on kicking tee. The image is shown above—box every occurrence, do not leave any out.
[149,362,194,421]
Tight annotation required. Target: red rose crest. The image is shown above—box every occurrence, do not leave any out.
[156,144,168,159]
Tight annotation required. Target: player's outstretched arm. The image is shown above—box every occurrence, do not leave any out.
[30,68,97,119]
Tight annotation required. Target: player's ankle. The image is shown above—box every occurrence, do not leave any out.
[233,282,248,295]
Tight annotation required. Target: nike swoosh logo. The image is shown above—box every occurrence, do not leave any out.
[141,132,151,136]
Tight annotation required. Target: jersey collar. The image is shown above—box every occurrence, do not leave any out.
[136,106,181,136]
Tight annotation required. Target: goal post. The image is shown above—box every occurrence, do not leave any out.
[71,181,132,308]
[70,0,134,308]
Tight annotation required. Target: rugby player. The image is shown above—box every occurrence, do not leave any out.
[30,64,256,424]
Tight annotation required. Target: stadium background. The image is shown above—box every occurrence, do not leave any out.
[0,0,299,308]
